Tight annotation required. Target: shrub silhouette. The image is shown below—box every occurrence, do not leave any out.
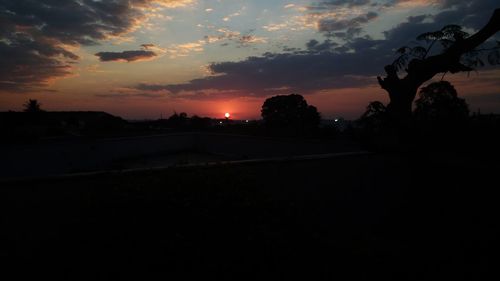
[23,99,44,113]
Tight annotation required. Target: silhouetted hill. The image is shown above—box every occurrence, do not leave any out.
[0,111,128,141]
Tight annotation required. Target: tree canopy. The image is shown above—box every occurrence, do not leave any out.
[261,94,320,133]
[414,81,469,124]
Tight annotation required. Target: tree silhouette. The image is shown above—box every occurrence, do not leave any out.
[414,81,469,124]
[23,99,43,113]
[261,94,320,133]
[358,101,388,132]
[168,112,188,128]
[361,101,387,120]
[377,8,500,125]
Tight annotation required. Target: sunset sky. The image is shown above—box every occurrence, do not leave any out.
[1,0,499,120]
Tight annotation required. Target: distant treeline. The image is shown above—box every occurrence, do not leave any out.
[137,112,216,131]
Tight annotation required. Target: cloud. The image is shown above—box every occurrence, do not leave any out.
[95,43,166,62]
[165,28,267,58]
[95,86,168,99]
[308,0,372,10]
[141,44,157,49]
[133,41,386,99]
[383,0,439,8]
[305,39,339,52]
[0,0,194,92]
[156,0,196,8]
[383,0,498,26]
[131,0,500,100]
[0,40,76,92]
[380,0,499,51]
[264,0,378,35]
[434,0,500,30]
[166,42,205,58]
[203,28,241,43]
[96,50,158,62]
[318,12,378,33]
[222,7,245,22]
[263,23,295,32]
[96,92,166,99]
[237,35,268,46]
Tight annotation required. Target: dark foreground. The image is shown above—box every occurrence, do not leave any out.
[1,153,498,280]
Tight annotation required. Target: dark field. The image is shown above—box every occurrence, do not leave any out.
[1,153,498,280]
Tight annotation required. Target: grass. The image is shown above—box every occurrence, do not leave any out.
[1,152,498,280]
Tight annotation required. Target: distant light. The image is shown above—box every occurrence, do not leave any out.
[334,119,339,123]
[225,112,230,118]
[219,121,223,124]
[245,120,249,123]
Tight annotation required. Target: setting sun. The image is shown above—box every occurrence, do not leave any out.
[225,112,230,118]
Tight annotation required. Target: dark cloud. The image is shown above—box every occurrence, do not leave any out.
[329,27,364,40]
[320,0,498,33]
[435,0,500,30]
[384,0,499,31]
[125,28,391,97]
[0,0,185,92]
[382,0,500,53]
[382,0,414,7]
[305,0,379,36]
[133,0,500,100]
[318,12,378,33]
[95,50,157,62]
[407,15,429,24]
[134,42,387,99]
[0,39,75,92]
[308,0,372,10]
[96,92,166,99]
[141,44,157,49]
[383,19,441,49]
[306,39,339,52]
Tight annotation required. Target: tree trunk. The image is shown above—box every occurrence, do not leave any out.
[386,87,416,122]
[377,65,418,126]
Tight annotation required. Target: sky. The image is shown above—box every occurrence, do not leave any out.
[1,0,499,120]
